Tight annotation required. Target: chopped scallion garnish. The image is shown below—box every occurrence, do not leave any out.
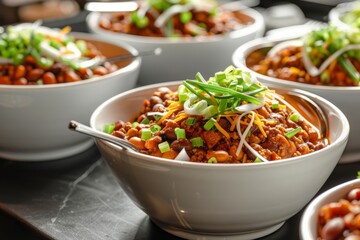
[190,137,203,147]
[285,127,302,139]
[290,113,300,122]
[141,118,150,124]
[150,124,161,133]
[185,117,197,126]
[141,128,152,140]
[204,118,216,131]
[158,141,170,153]
[208,157,217,163]
[254,157,262,163]
[271,100,279,109]
[175,127,186,139]
[103,124,115,134]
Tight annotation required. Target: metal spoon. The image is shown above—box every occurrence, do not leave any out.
[78,48,162,69]
[68,120,139,152]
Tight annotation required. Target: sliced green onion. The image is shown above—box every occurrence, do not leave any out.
[180,11,192,24]
[271,100,279,109]
[182,81,213,105]
[254,157,262,163]
[285,127,302,139]
[75,40,88,54]
[158,141,170,153]
[203,105,218,119]
[218,99,228,113]
[184,80,261,105]
[132,122,139,128]
[175,127,186,139]
[290,113,300,122]
[150,124,161,133]
[178,85,189,104]
[185,117,197,126]
[153,115,161,121]
[195,72,207,83]
[215,71,226,82]
[338,55,360,83]
[190,137,203,147]
[247,130,251,137]
[204,118,216,131]
[141,128,152,140]
[141,118,150,124]
[103,124,115,134]
[208,157,217,163]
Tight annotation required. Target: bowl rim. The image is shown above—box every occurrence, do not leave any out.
[232,36,360,91]
[86,6,265,44]
[0,31,141,91]
[90,80,349,170]
[300,178,360,240]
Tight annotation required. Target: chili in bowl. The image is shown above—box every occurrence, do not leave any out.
[232,25,360,162]
[301,178,360,240]
[90,66,348,239]
[0,23,140,161]
[87,0,265,85]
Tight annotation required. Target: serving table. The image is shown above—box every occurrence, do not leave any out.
[0,3,357,239]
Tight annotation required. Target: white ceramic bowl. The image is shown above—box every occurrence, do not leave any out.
[87,5,265,85]
[90,81,349,240]
[329,1,359,31]
[0,32,140,161]
[232,36,360,163]
[301,178,360,240]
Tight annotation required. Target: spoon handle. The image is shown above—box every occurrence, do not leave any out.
[68,120,138,152]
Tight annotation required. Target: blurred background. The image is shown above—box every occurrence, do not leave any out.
[0,0,354,29]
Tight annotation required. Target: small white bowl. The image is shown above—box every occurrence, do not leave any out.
[0,32,140,161]
[329,1,359,31]
[87,5,265,85]
[301,178,360,240]
[90,81,349,240]
[232,36,360,163]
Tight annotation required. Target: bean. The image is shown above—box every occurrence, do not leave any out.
[14,65,26,79]
[129,137,145,150]
[93,66,108,76]
[0,76,11,84]
[162,149,178,159]
[206,150,230,163]
[64,70,81,82]
[321,217,345,240]
[163,127,177,140]
[13,77,27,85]
[170,138,192,152]
[347,188,360,201]
[27,68,44,82]
[42,72,57,84]
[145,136,162,150]
[112,130,125,139]
[126,128,139,138]
[152,103,166,112]
[149,96,163,107]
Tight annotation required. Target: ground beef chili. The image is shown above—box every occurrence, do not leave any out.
[105,67,327,163]
[247,46,360,87]
[0,42,118,85]
[98,2,254,38]
[318,188,360,240]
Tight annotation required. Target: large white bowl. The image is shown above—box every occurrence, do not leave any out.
[329,1,359,31]
[90,81,349,240]
[0,32,140,161]
[301,178,360,240]
[87,5,265,85]
[232,36,360,163]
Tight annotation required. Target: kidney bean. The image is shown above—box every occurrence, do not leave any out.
[0,76,11,84]
[13,77,28,85]
[93,66,108,76]
[64,70,81,82]
[129,137,145,150]
[149,96,163,107]
[170,138,192,152]
[347,188,360,201]
[162,149,178,159]
[14,65,26,79]
[145,136,162,150]
[321,217,345,240]
[152,103,166,112]
[27,68,44,82]
[126,128,139,138]
[42,72,57,84]
[112,130,125,139]
[163,127,177,140]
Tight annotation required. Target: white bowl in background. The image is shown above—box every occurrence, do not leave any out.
[90,81,349,240]
[232,36,360,163]
[86,5,265,85]
[300,178,360,240]
[0,32,140,161]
